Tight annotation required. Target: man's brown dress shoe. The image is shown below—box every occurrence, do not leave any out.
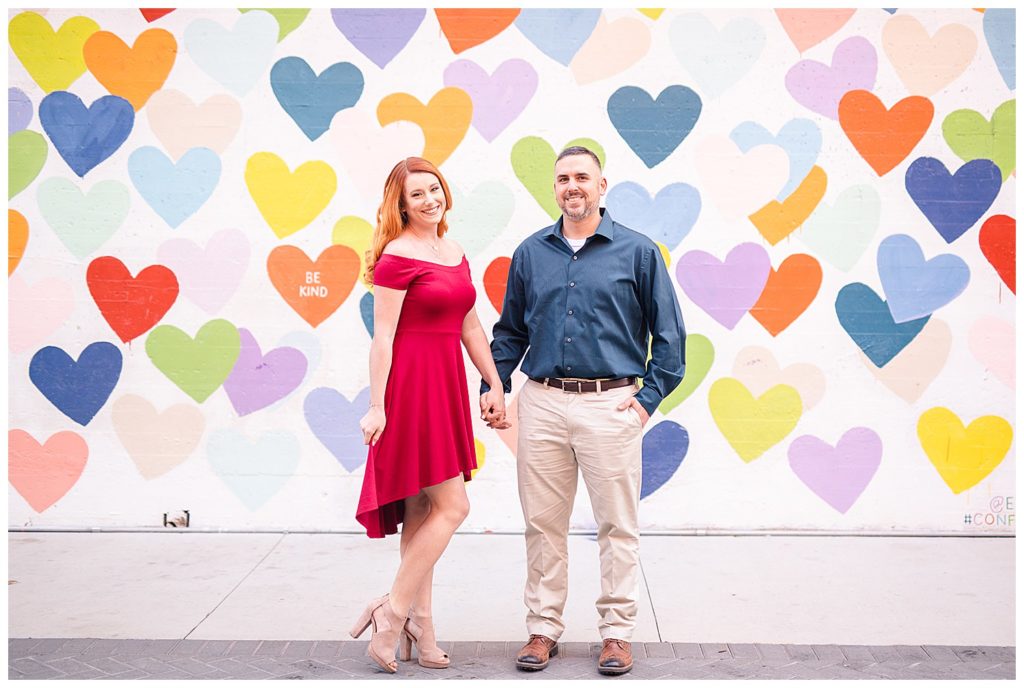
[598,638,633,675]
[515,634,558,671]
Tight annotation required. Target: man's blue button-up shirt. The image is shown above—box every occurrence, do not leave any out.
[484,209,686,415]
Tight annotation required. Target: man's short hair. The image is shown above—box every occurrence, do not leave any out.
[555,145,602,171]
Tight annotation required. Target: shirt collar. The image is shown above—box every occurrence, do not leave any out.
[544,208,616,243]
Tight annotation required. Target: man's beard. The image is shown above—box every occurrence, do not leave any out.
[559,193,597,221]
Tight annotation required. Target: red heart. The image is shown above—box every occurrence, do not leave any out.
[87,257,179,343]
[979,215,1015,294]
[140,9,175,22]
[839,90,934,176]
[483,256,511,314]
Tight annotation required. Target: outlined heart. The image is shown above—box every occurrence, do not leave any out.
[147,90,241,160]
[835,282,929,367]
[605,181,700,250]
[640,421,689,499]
[330,9,425,68]
[223,328,308,416]
[267,245,360,327]
[87,256,179,343]
[709,377,803,463]
[303,386,370,472]
[145,319,241,403]
[511,136,605,220]
[129,146,221,228]
[37,178,130,259]
[483,256,511,314]
[839,90,933,176]
[978,215,1015,293]
[658,333,714,414]
[917,407,1012,494]
[9,210,29,275]
[883,14,976,97]
[748,166,827,245]
[749,253,822,336]
[905,157,1001,243]
[786,36,877,119]
[84,29,177,110]
[377,88,473,167]
[245,152,337,238]
[775,9,856,52]
[877,234,970,323]
[607,85,701,168]
[435,8,520,54]
[8,429,88,512]
[39,92,134,177]
[157,228,250,314]
[676,242,771,329]
[29,342,123,426]
[271,57,364,141]
[788,427,882,514]
[9,12,100,92]
[111,394,205,480]
[443,59,538,142]
[942,100,1015,181]
[9,131,47,199]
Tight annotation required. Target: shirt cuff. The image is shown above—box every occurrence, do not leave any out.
[634,387,661,417]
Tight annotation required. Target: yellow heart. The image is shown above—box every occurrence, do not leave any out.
[377,87,473,167]
[9,12,100,92]
[332,215,374,285]
[245,153,337,239]
[638,8,665,20]
[748,165,827,245]
[709,378,803,462]
[471,438,486,480]
[917,407,1012,494]
[655,241,671,269]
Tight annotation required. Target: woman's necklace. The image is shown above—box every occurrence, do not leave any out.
[412,230,440,256]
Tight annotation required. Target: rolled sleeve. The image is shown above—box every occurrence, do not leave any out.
[635,246,686,415]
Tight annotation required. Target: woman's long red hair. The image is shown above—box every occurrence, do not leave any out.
[364,157,453,286]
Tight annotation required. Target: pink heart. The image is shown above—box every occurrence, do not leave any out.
[111,395,205,480]
[157,229,250,314]
[882,15,977,97]
[786,36,877,119]
[968,316,1014,389]
[731,346,826,410]
[570,14,651,84]
[694,136,790,219]
[864,318,951,403]
[775,9,856,53]
[146,89,242,161]
[9,429,88,512]
[788,427,882,514]
[331,109,424,200]
[8,275,75,354]
[443,59,537,142]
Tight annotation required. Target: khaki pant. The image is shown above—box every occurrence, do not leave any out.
[516,379,644,641]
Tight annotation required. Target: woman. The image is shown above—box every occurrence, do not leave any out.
[350,157,509,673]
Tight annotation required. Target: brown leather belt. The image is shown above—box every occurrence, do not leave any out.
[529,376,636,393]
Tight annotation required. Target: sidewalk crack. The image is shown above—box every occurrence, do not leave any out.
[639,555,663,642]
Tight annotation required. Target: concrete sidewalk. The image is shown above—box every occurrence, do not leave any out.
[7,532,1016,679]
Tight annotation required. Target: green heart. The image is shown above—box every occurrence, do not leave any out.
[9,131,48,199]
[511,137,605,220]
[942,99,1015,181]
[37,178,130,259]
[146,320,241,403]
[798,184,880,272]
[659,334,714,414]
[239,8,310,41]
[447,180,515,258]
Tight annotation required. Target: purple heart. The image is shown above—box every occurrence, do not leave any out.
[304,386,369,472]
[331,9,425,69]
[676,243,770,329]
[788,428,882,514]
[9,87,33,134]
[785,36,877,119]
[223,328,308,416]
[443,59,538,142]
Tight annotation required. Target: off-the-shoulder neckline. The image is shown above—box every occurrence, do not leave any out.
[379,253,467,269]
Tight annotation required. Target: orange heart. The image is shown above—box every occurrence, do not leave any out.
[267,245,359,328]
[839,90,934,176]
[84,28,177,110]
[9,209,29,276]
[435,8,520,54]
[9,429,89,513]
[483,256,511,313]
[377,88,473,167]
[749,165,827,245]
[749,254,822,337]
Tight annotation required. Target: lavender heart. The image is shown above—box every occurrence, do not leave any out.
[788,428,882,514]
[785,36,877,119]
[443,59,538,142]
[331,9,425,69]
[304,386,370,472]
[223,328,307,416]
[9,87,33,134]
[676,243,771,329]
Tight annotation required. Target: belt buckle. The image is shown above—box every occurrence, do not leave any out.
[561,378,584,394]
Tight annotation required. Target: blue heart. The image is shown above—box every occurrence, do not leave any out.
[29,342,122,426]
[271,57,364,141]
[360,291,374,337]
[877,234,970,323]
[641,420,689,500]
[515,9,600,66]
[984,9,1015,90]
[731,118,821,200]
[304,386,370,472]
[883,8,898,14]
[835,283,929,368]
[39,92,134,177]
[905,157,1002,243]
[607,85,702,168]
[606,181,700,251]
[207,429,299,510]
[128,147,222,228]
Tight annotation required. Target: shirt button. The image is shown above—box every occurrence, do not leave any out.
[569,281,575,287]
[567,366,572,371]
[572,255,579,261]
[566,337,572,343]
[568,309,573,315]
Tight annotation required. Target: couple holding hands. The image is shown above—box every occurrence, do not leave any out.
[351,147,686,676]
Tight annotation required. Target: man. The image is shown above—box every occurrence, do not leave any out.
[481,146,686,675]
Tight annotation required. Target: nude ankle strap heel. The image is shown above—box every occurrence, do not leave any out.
[401,613,450,669]
[350,594,406,673]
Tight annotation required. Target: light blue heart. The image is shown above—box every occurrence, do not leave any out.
[669,13,765,99]
[605,181,700,251]
[984,9,1015,90]
[184,12,279,96]
[128,147,221,228]
[877,233,970,323]
[270,57,363,141]
[447,180,515,258]
[37,177,131,259]
[731,119,821,200]
[798,185,880,272]
[207,429,299,510]
[515,9,600,66]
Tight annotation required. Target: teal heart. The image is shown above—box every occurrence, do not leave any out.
[37,178,131,259]
[942,99,1015,181]
[798,184,880,272]
[239,8,310,41]
[207,429,299,510]
[511,136,605,220]
[145,319,241,403]
[446,180,515,258]
[659,334,714,414]
[9,130,47,199]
